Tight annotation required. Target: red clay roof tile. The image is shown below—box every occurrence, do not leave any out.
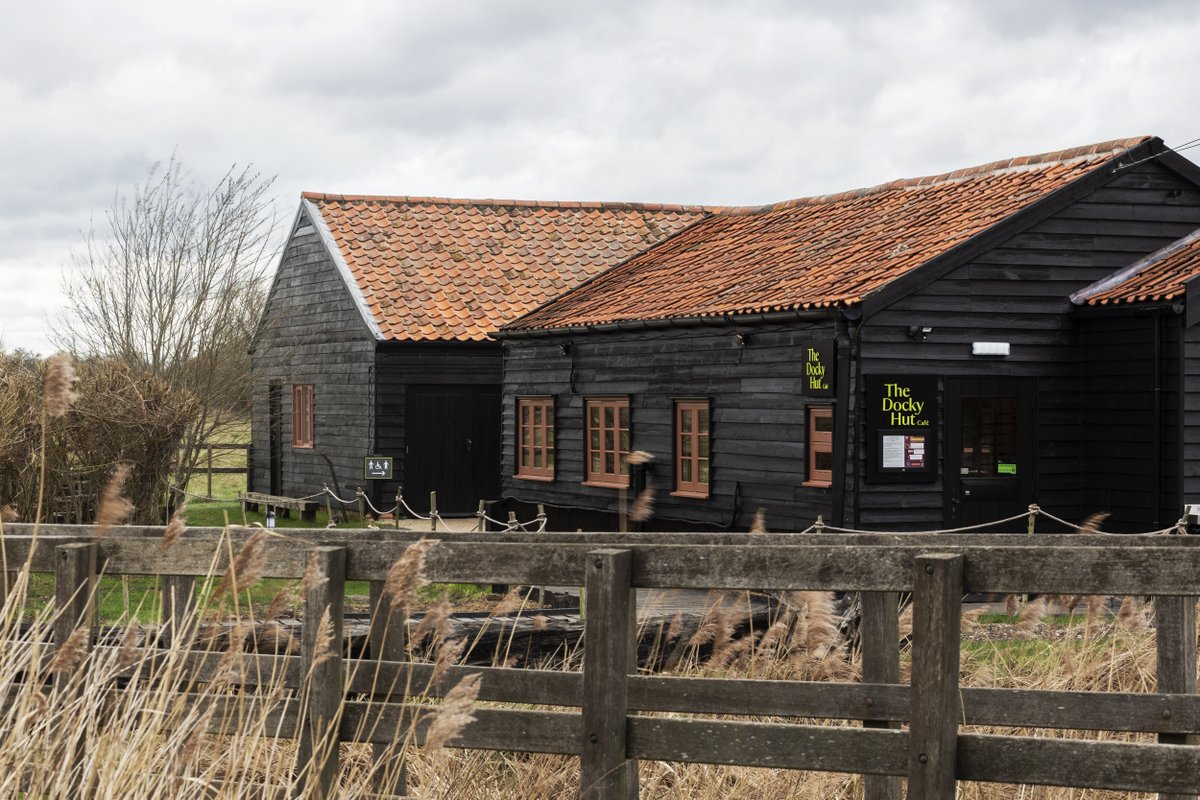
[506,137,1151,331]
[303,194,711,341]
[1077,228,1200,306]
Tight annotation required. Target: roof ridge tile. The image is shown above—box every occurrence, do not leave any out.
[301,191,716,214]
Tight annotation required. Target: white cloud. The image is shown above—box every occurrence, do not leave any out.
[2,0,1200,352]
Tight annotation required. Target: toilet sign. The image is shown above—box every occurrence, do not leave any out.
[364,456,393,480]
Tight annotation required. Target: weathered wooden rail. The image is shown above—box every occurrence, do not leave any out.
[4,523,1200,799]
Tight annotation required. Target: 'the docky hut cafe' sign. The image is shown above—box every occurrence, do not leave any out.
[865,375,938,483]
[801,341,835,397]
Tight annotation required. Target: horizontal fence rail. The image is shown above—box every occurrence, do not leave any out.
[1,523,1198,799]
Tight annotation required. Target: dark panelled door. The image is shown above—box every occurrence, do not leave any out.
[405,385,500,514]
[944,378,1035,529]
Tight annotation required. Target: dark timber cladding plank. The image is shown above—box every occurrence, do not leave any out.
[958,734,1200,794]
[627,718,907,775]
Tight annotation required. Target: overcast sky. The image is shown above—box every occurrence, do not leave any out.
[3,0,1199,353]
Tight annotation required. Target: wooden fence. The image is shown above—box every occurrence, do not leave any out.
[6,523,1200,799]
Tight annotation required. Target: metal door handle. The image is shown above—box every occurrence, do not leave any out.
[964,489,971,497]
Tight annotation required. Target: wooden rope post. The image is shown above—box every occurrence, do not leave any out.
[429,491,437,532]
[368,578,409,797]
[159,574,196,648]
[1155,594,1197,800]
[356,489,365,522]
[395,493,403,529]
[477,500,486,532]
[861,590,902,800]
[908,553,963,800]
[295,546,346,799]
[580,548,638,800]
[54,542,98,799]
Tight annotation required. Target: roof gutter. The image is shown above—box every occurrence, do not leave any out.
[491,306,842,340]
[1070,227,1200,306]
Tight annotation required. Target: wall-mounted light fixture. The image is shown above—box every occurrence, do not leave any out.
[972,341,1010,357]
[735,332,751,347]
[557,342,572,357]
[908,325,933,341]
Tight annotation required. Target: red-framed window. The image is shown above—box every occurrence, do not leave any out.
[674,400,710,498]
[806,405,834,487]
[292,384,314,448]
[516,397,555,480]
[584,397,630,487]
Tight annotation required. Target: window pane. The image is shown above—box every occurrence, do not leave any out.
[681,435,692,457]
[605,453,615,474]
[682,460,692,482]
[699,460,709,483]
[522,425,530,445]
[533,425,543,446]
[534,450,542,468]
[547,450,554,470]
[522,405,530,425]
[699,409,709,430]
[547,427,554,446]
[533,406,543,426]
[590,407,600,427]
[620,430,630,451]
[591,430,600,450]
[814,413,834,433]
[605,430,614,450]
[604,406,614,428]
[681,410,692,434]
[591,453,601,474]
[815,451,833,471]
[699,434,709,458]
[619,407,629,428]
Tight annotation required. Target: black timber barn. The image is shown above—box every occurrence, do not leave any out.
[249,193,707,514]
[497,136,1200,534]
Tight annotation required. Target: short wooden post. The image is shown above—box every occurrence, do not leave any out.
[429,491,438,532]
[356,489,366,522]
[54,542,97,798]
[395,493,403,529]
[368,579,409,797]
[1155,595,1197,800]
[159,575,197,648]
[206,445,214,499]
[580,548,637,800]
[295,546,346,799]
[861,591,902,800]
[907,553,963,800]
[476,500,486,532]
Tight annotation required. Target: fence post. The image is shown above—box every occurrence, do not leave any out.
[206,445,213,499]
[429,491,437,532]
[580,548,637,800]
[1155,594,1197,800]
[861,591,902,800]
[908,553,962,800]
[159,575,196,648]
[295,546,346,800]
[368,578,409,796]
[54,542,97,799]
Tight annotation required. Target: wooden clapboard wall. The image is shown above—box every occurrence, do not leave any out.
[250,207,376,502]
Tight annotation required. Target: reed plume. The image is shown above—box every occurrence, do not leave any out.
[425,673,481,751]
[161,505,187,549]
[749,508,767,534]
[43,352,78,419]
[212,530,268,600]
[384,539,435,611]
[629,486,656,523]
[95,464,135,539]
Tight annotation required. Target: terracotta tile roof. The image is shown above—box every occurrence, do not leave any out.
[1074,228,1200,306]
[507,137,1152,331]
[303,193,711,341]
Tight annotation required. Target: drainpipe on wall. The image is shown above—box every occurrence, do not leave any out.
[832,314,853,527]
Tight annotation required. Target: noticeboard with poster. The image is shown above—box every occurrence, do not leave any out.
[865,375,938,483]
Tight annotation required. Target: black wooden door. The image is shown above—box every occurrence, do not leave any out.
[944,378,1035,530]
[405,385,501,514]
[268,381,283,496]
